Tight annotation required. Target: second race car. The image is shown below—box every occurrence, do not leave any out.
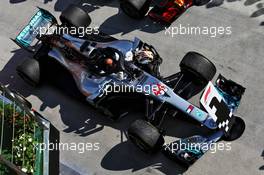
[120,0,210,24]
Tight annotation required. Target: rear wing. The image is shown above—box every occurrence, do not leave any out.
[12,7,57,52]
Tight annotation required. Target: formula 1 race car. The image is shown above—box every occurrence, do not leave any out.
[13,5,246,166]
[120,0,210,24]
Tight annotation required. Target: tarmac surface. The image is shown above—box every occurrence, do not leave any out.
[0,0,264,174]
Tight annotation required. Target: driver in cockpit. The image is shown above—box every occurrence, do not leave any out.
[87,46,157,76]
[87,47,122,75]
[134,49,154,65]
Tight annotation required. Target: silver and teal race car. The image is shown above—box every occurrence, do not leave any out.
[13,5,246,166]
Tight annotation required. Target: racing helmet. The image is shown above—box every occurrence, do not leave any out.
[88,47,121,74]
[135,50,154,64]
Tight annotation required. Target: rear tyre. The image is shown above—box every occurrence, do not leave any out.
[128,119,164,153]
[222,116,246,141]
[180,52,216,84]
[120,0,151,19]
[17,59,41,87]
[60,4,91,28]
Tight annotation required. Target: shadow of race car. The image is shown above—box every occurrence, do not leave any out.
[13,5,246,167]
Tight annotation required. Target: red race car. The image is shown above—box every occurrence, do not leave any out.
[120,0,209,24]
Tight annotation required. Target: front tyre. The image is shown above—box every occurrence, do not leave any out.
[222,116,246,141]
[17,59,41,87]
[128,119,164,153]
[180,52,216,84]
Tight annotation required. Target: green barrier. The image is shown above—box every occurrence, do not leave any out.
[34,127,43,175]
[0,95,44,175]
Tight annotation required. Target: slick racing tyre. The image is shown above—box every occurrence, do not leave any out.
[60,4,91,28]
[193,0,211,6]
[180,52,216,84]
[17,59,41,87]
[120,0,151,19]
[128,119,164,153]
[222,116,246,141]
